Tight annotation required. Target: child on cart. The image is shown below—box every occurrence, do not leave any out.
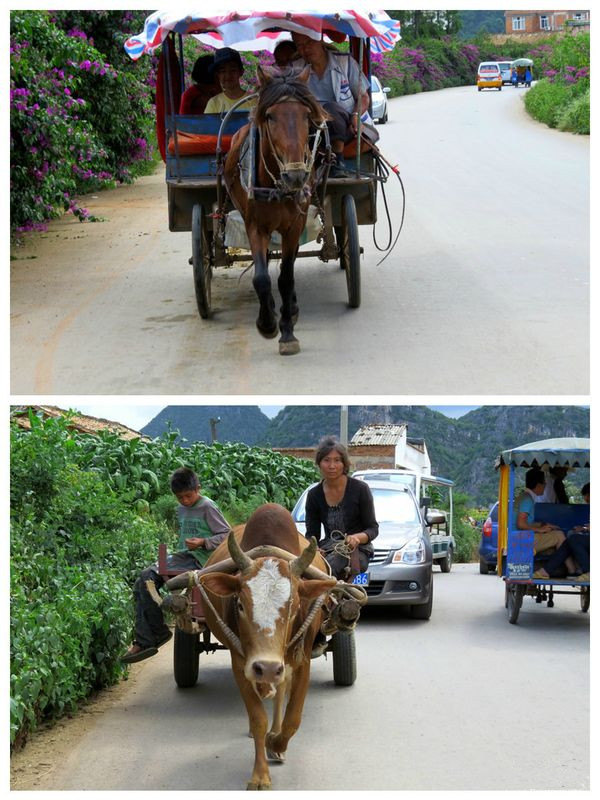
[121,467,232,663]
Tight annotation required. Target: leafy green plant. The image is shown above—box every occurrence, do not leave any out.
[10,413,319,747]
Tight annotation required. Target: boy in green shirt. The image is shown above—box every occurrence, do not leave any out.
[121,467,231,663]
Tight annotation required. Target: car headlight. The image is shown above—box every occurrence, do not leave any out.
[391,537,427,564]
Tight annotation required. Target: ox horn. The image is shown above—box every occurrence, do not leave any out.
[227,528,253,574]
[290,536,318,577]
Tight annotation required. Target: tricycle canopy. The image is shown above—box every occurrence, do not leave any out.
[511,57,534,67]
[496,437,590,469]
[125,9,400,60]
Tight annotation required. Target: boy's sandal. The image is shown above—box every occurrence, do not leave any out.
[156,630,173,648]
[121,643,158,664]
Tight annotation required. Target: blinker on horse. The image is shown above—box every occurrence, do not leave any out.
[224,66,329,355]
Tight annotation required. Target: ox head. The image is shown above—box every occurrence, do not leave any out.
[200,530,334,699]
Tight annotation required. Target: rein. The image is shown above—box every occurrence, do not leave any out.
[241,98,327,204]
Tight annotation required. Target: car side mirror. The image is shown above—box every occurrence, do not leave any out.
[383,86,391,93]
[420,497,430,509]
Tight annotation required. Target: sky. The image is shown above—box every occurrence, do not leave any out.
[76,404,479,431]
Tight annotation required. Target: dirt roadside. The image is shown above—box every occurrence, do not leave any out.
[10,660,148,790]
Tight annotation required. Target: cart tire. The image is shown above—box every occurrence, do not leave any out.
[507,584,525,624]
[480,558,490,575]
[330,629,357,686]
[439,546,453,573]
[340,194,361,308]
[580,586,590,613]
[192,203,212,319]
[411,580,433,619]
[174,627,200,688]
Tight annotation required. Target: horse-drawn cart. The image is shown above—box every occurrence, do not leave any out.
[125,11,400,352]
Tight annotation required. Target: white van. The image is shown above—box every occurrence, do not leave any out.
[352,469,456,572]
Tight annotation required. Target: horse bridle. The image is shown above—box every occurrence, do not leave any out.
[256,99,328,201]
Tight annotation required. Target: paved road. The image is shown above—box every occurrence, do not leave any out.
[11,85,589,394]
[18,564,589,791]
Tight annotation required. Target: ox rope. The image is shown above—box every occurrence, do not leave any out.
[286,592,328,657]
[190,574,245,658]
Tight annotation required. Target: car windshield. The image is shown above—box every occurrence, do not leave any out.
[371,488,420,524]
[292,485,420,526]
[357,473,416,490]
[370,76,381,92]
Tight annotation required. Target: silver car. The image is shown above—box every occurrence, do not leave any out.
[292,480,440,619]
[370,75,390,124]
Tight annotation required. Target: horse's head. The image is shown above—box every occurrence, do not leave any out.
[254,65,329,193]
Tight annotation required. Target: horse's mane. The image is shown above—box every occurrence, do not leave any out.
[254,73,329,126]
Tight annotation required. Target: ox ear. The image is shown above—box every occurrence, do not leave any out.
[200,572,241,597]
[298,578,337,601]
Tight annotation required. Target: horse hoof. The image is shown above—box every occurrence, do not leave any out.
[267,749,286,763]
[279,339,300,356]
[247,781,272,791]
[256,321,279,340]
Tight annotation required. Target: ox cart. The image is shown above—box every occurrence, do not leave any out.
[157,543,361,687]
[125,10,400,323]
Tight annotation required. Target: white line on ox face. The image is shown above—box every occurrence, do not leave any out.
[245,559,292,698]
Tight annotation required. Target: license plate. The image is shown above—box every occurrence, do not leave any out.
[352,572,369,586]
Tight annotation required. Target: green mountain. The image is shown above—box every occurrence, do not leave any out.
[141,405,589,506]
[260,405,589,506]
[141,406,270,446]
[458,10,505,39]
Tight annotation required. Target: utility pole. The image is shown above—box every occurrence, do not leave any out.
[340,406,348,446]
[209,417,220,443]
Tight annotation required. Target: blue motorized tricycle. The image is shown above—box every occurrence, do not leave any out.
[495,437,590,624]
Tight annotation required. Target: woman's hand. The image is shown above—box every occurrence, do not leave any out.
[346,533,364,550]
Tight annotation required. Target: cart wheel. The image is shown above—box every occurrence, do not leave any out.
[338,194,361,308]
[507,584,525,624]
[192,203,212,319]
[330,629,357,686]
[480,558,490,575]
[580,586,590,613]
[173,627,200,688]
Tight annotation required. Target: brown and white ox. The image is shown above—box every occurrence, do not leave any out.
[196,504,336,790]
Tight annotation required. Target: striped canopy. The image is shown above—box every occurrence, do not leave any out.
[124,9,400,60]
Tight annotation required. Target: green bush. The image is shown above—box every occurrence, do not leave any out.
[10,413,319,746]
[556,87,590,134]
[10,11,156,232]
[524,79,572,127]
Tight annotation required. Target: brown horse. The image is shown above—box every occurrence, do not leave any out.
[224,66,329,355]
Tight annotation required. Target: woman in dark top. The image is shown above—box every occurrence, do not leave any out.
[305,436,378,580]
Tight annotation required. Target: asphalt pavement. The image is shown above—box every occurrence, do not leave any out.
[10,85,589,394]
[16,564,589,791]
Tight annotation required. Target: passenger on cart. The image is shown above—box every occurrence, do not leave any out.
[291,32,378,177]
[121,467,232,664]
[179,54,220,114]
[203,47,257,114]
[514,468,578,575]
[533,483,590,582]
